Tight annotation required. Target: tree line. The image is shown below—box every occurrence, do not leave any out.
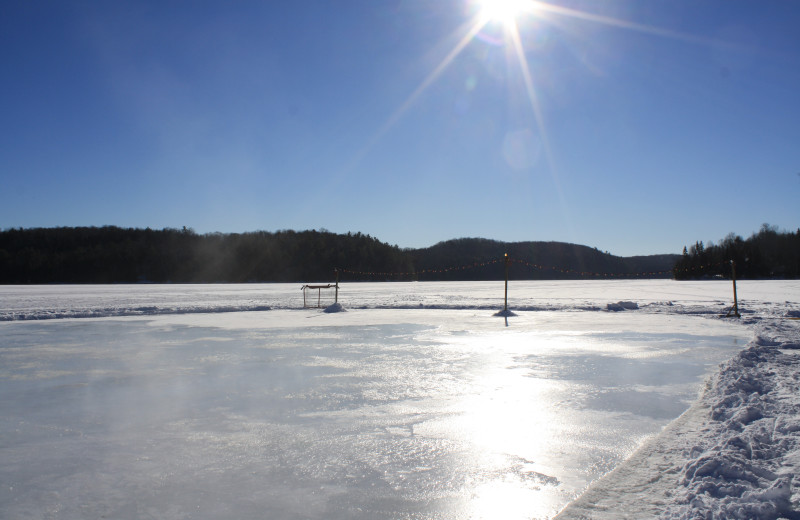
[673,224,800,279]
[0,226,684,284]
[0,227,411,283]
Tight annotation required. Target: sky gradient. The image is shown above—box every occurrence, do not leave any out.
[2,0,798,256]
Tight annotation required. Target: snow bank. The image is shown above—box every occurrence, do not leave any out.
[0,304,275,321]
[322,302,346,313]
[664,320,800,519]
[607,301,640,311]
[557,317,800,520]
[493,308,518,317]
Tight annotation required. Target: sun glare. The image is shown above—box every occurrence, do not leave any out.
[477,0,532,26]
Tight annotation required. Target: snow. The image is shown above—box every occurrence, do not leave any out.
[493,308,517,317]
[323,302,346,313]
[607,301,640,312]
[1,280,799,519]
[1,279,794,321]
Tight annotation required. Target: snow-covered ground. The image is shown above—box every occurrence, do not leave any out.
[1,280,799,519]
[1,279,794,321]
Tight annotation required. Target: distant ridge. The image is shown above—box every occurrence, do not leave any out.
[0,227,678,284]
[411,238,677,281]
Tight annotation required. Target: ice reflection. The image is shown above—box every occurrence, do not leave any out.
[460,367,558,454]
[472,479,542,519]
[435,333,569,519]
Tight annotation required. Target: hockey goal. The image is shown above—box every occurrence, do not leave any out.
[301,283,338,308]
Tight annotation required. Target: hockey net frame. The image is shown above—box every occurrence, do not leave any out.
[301,283,338,308]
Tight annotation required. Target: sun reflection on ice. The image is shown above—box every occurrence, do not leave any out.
[474,476,563,519]
[461,366,559,456]
[448,332,569,518]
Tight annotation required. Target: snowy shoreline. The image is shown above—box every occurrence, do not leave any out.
[557,316,800,519]
[1,279,796,322]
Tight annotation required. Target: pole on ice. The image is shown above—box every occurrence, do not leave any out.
[727,260,740,318]
[504,253,509,312]
[334,268,339,304]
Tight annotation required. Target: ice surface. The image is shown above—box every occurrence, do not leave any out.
[1,280,799,519]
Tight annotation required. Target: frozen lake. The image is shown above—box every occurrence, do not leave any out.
[0,281,757,519]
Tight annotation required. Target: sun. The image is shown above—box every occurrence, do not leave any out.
[476,0,533,26]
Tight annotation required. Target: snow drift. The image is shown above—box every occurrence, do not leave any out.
[557,317,800,520]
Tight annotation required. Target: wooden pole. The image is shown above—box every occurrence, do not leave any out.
[731,260,740,318]
[504,253,509,312]
[335,269,339,304]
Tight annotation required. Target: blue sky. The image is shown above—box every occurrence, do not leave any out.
[1,0,798,256]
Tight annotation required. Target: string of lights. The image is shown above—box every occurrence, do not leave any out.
[338,259,503,278]
[508,258,671,278]
[336,256,732,280]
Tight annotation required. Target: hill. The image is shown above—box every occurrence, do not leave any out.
[411,238,677,280]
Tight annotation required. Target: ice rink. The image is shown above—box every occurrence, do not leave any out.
[0,281,767,519]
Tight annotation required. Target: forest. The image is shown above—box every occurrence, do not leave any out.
[673,224,800,280]
[0,226,680,284]
[0,227,410,284]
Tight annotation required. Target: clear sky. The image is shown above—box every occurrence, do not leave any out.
[1,0,798,256]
